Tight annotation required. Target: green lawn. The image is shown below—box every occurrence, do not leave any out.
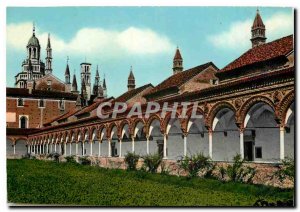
[7,159,293,206]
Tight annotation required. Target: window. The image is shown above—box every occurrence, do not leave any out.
[59,99,65,110]
[17,98,24,107]
[20,116,28,129]
[47,80,52,91]
[210,79,219,85]
[39,99,45,108]
[255,147,262,159]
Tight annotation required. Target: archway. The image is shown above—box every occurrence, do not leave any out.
[15,139,28,157]
[147,117,163,157]
[6,138,14,157]
[166,118,183,160]
[244,102,278,162]
[284,101,294,159]
[187,116,209,157]
[119,122,131,157]
[212,107,239,161]
[133,121,147,156]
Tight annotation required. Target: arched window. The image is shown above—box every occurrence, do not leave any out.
[17,98,24,107]
[20,116,28,129]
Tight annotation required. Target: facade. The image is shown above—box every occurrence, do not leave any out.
[6,10,295,164]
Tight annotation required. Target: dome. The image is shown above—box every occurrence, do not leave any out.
[27,35,40,47]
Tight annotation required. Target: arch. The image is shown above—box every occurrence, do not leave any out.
[118,120,131,139]
[278,90,295,126]
[19,116,28,129]
[206,102,236,130]
[162,111,183,135]
[238,96,275,128]
[145,114,162,136]
[131,118,145,137]
[107,122,118,139]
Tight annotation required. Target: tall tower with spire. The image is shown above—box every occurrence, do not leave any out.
[81,79,88,106]
[173,47,183,75]
[45,33,52,74]
[71,71,78,94]
[15,23,45,88]
[103,76,107,98]
[251,9,267,48]
[127,66,135,91]
[93,65,100,96]
[80,62,92,101]
[64,57,71,92]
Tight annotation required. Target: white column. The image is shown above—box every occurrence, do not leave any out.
[240,129,244,159]
[98,141,101,156]
[70,143,72,155]
[119,138,122,158]
[13,144,16,155]
[76,143,78,155]
[163,134,167,159]
[131,136,135,153]
[90,141,93,156]
[43,144,45,154]
[39,145,42,154]
[46,144,49,154]
[146,135,150,155]
[82,142,85,156]
[50,144,52,153]
[108,139,111,157]
[27,145,30,154]
[64,143,67,156]
[54,144,57,152]
[183,135,187,157]
[209,131,213,159]
[280,126,285,160]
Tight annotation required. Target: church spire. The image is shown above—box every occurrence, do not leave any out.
[33,22,35,36]
[172,47,183,75]
[72,71,78,93]
[251,8,266,47]
[93,65,100,96]
[127,66,135,91]
[103,75,107,98]
[65,57,70,84]
[45,33,52,74]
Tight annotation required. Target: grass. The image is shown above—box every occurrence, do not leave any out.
[7,159,293,206]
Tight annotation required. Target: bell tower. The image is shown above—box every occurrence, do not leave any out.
[173,47,183,75]
[251,9,267,48]
[80,62,91,101]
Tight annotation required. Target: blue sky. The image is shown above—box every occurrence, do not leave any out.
[6,7,293,97]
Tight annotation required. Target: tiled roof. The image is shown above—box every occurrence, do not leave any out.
[252,10,265,29]
[220,35,293,73]
[115,83,153,102]
[162,66,294,103]
[174,48,182,60]
[6,88,78,100]
[75,98,109,116]
[145,62,217,97]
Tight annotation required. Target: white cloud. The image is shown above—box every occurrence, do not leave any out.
[208,12,294,50]
[7,22,175,58]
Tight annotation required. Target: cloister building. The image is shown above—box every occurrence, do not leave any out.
[7,10,294,164]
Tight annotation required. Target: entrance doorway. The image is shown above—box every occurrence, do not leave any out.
[244,141,253,161]
[157,140,164,158]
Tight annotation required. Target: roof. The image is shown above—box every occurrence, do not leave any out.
[174,48,182,60]
[220,35,293,73]
[43,108,80,125]
[27,34,40,47]
[145,62,217,97]
[115,83,153,102]
[6,88,78,100]
[128,69,135,80]
[47,34,51,48]
[252,9,265,29]
[65,64,70,76]
[6,128,40,136]
[72,74,78,88]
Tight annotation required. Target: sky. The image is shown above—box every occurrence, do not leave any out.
[6,7,294,98]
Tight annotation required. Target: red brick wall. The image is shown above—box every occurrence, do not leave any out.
[6,98,76,128]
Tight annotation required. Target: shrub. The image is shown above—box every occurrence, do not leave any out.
[178,153,212,178]
[226,154,256,183]
[22,153,31,159]
[253,199,294,207]
[274,157,294,182]
[47,153,60,162]
[142,154,162,173]
[124,152,140,171]
[79,156,91,165]
[160,161,170,176]
[65,155,77,164]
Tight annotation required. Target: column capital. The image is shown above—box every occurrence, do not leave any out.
[239,127,245,133]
